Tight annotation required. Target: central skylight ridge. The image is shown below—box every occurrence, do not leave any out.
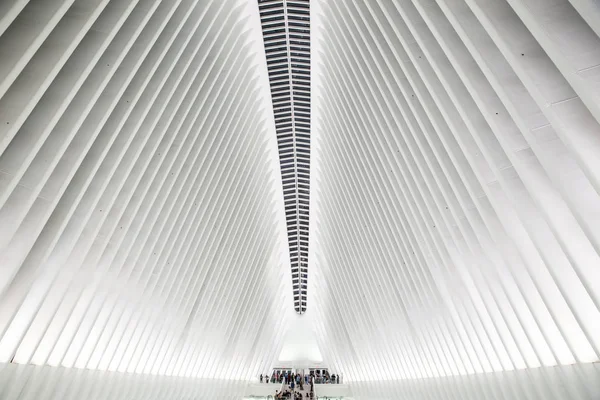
[257,0,310,314]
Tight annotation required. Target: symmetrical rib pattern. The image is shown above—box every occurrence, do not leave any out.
[0,0,291,397]
[3,0,600,399]
[310,0,600,397]
[257,0,311,314]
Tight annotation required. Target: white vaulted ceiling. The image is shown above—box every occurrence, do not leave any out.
[0,0,292,397]
[309,0,600,398]
[1,0,600,399]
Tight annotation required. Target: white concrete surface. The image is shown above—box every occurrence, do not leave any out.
[1,0,600,399]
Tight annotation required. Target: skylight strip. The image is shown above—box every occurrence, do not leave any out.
[258,0,310,314]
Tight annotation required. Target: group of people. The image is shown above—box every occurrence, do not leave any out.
[274,373,313,400]
[260,369,342,400]
[312,371,340,384]
[261,371,308,385]
[274,388,312,400]
[260,370,341,386]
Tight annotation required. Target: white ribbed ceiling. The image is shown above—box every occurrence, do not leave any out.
[310,0,600,398]
[0,0,292,398]
[1,0,600,399]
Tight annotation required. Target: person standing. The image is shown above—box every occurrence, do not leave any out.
[260,374,263,383]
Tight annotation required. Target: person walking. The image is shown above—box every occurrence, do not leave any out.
[260,374,263,383]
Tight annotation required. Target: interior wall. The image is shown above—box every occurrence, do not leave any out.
[0,362,248,400]
[350,363,600,400]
